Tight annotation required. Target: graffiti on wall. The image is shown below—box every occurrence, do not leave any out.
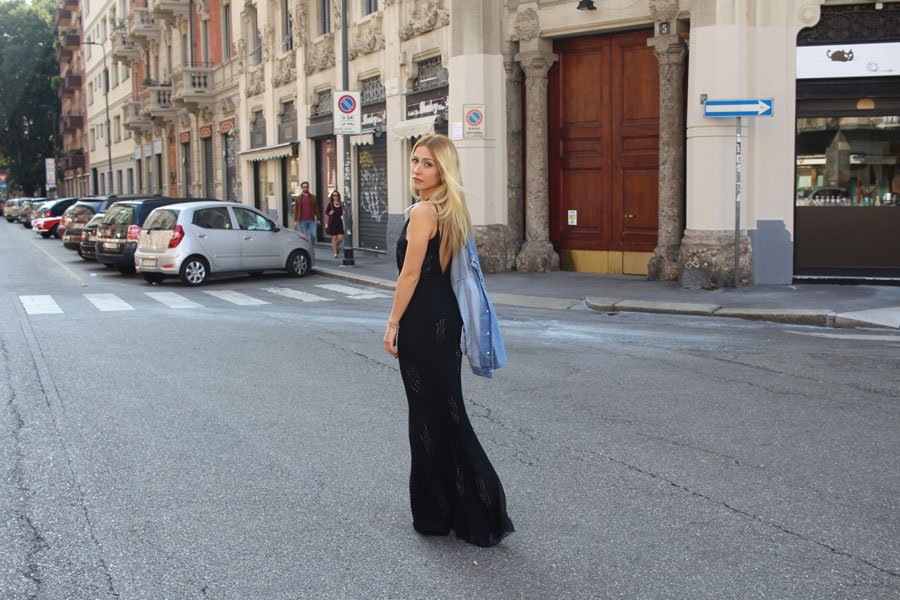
[358,149,387,222]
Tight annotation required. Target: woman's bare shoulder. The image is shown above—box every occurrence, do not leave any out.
[409,202,438,222]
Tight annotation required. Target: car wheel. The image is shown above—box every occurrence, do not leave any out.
[286,249,310,277]
[40,232,52,239]
[51,225,59,238]
[180,256,209,286]
[77,247,85,258]
[143,273,165,284]
[116,264,136,274]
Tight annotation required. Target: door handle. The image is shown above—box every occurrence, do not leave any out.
[243,236,252,240]
[197,234,207,238]
[625,214,635,219]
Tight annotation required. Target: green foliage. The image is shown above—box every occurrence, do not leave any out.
[0,0,59,195]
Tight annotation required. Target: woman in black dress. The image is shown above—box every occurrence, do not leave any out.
[324,189,344,258]
[383,134,514,547]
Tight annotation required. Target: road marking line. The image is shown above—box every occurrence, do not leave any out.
[315,283,388,299]
[203,290,269,306]
[84,293,135,312]
[20,295,63,315]
[787,331,900,342]
[262,287,331,302]
[29,239,83,284]
[145,292,203,309]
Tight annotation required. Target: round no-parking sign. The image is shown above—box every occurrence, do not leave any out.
[333,91,361,134]
[463,104,485,139]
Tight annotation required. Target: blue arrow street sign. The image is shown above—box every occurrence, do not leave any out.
[704,98,774,118]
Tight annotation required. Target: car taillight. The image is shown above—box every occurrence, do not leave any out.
[168,225,185,248]
[126,224,141,242]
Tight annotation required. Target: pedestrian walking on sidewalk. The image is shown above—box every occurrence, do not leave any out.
[292,181,319,243]
[324,189,344,258]
[383,134,514,548]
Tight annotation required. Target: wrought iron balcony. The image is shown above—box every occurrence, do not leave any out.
[110,31,141,63]
[172,63,215,110]
[140,84,176,120]
[127,3,160,47]
[149,0,190,25]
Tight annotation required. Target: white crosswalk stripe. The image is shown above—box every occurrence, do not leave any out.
[315,283,388,300]
[20,295,63,315]
[84,293,135,312]
[145,292,203,309]
[262,287,331,302]
[203,290,270,306]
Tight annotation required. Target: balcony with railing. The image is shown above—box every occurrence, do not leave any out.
[149,0,190,25]
[63,150,85,171]
[61,0,78,10]
[61,30,80,49]
[140,84,176,120]
[110,30,141,62]
[60,72,82,96]
[61,112,84,133]
[127,2,160,47]
[56,8,72,26]
[123,99,152,132]
[172,63,216,111]
[57,43,73,63]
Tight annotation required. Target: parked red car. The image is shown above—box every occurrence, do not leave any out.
[29,198,77,237]
[32,215,63,238]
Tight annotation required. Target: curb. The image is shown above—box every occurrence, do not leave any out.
[312,267,898,330]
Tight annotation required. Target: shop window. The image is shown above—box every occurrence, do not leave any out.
[796,116,900,208]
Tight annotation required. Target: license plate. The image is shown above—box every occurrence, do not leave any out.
[103,242,118,250]
[141,258,157,267]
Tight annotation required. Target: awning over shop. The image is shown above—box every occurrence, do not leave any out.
[238,142,294,162]
[392,115,436,140]
[350,133,374,146]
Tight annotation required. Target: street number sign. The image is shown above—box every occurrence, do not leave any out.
[704,98,774,118]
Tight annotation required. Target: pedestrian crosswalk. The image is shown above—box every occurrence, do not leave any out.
[18,283,390,316]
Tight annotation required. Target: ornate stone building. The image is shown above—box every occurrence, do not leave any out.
[64,0,900,284]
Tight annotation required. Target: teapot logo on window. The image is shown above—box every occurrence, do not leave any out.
[826,49,854,62]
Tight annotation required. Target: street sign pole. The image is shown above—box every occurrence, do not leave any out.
[734,117,742,290]
[703,98,774,288]
[339,0,355,266]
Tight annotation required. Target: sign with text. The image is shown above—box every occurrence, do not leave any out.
[463,104,485,139]
[45,158,56,188]
[333,91,361,135]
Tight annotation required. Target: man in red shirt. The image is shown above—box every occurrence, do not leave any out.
[293,181,319,243]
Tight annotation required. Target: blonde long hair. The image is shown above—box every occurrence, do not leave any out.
[408,134,472,257]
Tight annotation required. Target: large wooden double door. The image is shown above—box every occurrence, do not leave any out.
[549,30,660,273]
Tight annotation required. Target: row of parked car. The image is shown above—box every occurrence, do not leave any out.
[1,194,314,286]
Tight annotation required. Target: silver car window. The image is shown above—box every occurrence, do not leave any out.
[233,207,273,231]
[193,207,232,230]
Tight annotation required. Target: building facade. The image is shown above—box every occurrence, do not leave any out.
[59,0,900,285]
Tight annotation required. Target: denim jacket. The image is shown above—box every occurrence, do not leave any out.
[450,235,507,378]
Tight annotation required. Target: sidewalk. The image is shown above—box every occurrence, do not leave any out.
[311,246,900,330]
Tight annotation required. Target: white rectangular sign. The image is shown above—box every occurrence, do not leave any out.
[45,158,56,188]
[333,91,361,135]
[797,42,899,79]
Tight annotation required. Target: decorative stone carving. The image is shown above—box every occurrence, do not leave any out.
[197,0,210,21]
[512,8,539,42]
[236,38,247,74]
[648,0,679,23]
[399,0,450,42]
[262,24,275,62]
[221,96,237,116]
[272,53,297,87]
[292,1,308,48]
[304,32,335,75]
[332,1,342,30]
[384,0,396,5]
[349,13,385,60]
[246,65,265,97]
[179,112,191,127]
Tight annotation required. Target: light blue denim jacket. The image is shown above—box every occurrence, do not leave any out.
[450,235,507,378]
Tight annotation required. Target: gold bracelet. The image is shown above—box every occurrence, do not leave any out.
[387,320,400,330]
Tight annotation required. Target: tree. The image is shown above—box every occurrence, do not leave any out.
[0,0,59,196]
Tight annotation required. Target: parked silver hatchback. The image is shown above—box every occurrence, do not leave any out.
[134,201,314,285]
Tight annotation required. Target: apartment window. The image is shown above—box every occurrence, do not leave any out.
[127,168,134,194]
[113,116,121,142]
[413,56,449,92]
[314,89,333,116]
[319,0,330,35]
[250,110,266,149]
[201,19,209,64]
[360,76,385,105]
[112,64,119,87]
[181,33,188,66]
[116,170,122,194]
[101,17,107,41]
[88,82,94,105]
[90,128,96,151]
[223,4,233,59]
[124,64,130,80]
[363,0,378,16]
[103,69,109,93]
[282,3,294,51]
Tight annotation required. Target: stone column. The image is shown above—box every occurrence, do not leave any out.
[646,33,687,281]
[514,49,559,273]
[504,49,524,270]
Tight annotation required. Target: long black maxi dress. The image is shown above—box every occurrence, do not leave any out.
[396,220,514,547]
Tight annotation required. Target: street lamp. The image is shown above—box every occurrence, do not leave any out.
[84,40,114,195]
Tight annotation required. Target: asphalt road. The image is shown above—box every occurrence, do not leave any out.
[1,221,898,599]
